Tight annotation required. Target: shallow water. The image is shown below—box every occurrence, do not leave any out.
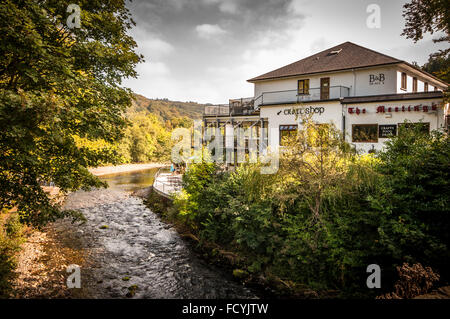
[63,169,256,298]
[98,168,159,192]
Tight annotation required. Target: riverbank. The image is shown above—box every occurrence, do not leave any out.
[10,219,93,298]
[89,163,167,177]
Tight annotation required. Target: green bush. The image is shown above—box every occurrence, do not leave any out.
[174,159,220,228]
[369,125,450,283]
[171,122,449,297]
[0,212,25,298]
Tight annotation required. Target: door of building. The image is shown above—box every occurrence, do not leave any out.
[320,77,330,100]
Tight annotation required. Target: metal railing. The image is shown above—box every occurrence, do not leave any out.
[204,97,261,117]
[153,179,182,194]
[254,86,350,108]
[204,104,230,116]
[152,167,182,195]
[203,86,350,116]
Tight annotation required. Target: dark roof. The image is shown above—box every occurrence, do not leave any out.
[342,91,444,104]
[248,42,402,82]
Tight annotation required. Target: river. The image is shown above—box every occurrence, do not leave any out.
[62,168,257,298]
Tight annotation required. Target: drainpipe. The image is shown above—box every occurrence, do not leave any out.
[342,104,346,141]
[352,68,357,96]
[259,118,264,154]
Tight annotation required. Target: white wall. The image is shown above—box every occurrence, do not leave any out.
[396,70,438,93]
[250,63,448,153]
[253,65,448,102]
[254,66,398,101]
[260,101,342,150]
[259,98,446,153]
[397,67,445,93]
[353,67,397,96]
[344,98,446,152]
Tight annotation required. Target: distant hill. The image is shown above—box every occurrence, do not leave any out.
[130,93,205,122]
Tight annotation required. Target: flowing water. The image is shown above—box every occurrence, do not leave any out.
[62,168,256,298]
[98,167,160,192]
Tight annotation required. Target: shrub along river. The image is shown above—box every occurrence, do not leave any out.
[62,168,257,298]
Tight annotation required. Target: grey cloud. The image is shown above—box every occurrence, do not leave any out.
[127,0,302,46]
[125,0,304,98]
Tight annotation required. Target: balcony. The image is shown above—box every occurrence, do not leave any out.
[203,86,351,117]
[229,97,256,116]
[254,86,351,108]
[203,98,258,117]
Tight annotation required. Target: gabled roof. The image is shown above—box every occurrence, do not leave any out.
[248,42,402,82]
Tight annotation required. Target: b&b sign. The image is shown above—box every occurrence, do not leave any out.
[370,74,385,85]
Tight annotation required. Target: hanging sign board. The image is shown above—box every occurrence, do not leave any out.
[378,124,397,138]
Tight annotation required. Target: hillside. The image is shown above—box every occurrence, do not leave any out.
[130,94,205,122]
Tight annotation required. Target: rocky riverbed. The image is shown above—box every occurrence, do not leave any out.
[61,188,256,298]
[11,167,257,299]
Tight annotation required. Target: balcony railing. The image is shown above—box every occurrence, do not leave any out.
[229,97,256,115]
[254,86,350,108]
[203,86,351,116]
[204,104,230,116]
[204,98,258,116]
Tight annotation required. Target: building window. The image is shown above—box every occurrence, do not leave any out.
[401,72,407,90]
[352,124,378,143]
[298,79,310,95]
[413,77,418,92]
[279,125,298,145]
[424,82,429,92]
[398,122,430,135]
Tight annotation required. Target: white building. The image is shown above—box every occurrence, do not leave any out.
[203,42,449,156]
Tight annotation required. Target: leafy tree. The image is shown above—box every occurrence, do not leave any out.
[402,0,449,95]
[131,94,204,123]
[119,112,172,163]
[0,210,25,297]
[167,116,194,130]
[402,0,449,47]
[278,118,354,224]
[422,54,450,84]
[0,0,142,226]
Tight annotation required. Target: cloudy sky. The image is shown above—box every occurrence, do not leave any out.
[122,0,448,104]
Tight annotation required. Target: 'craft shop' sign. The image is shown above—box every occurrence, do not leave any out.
[277,106,325,116]
[369,74,385,85]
